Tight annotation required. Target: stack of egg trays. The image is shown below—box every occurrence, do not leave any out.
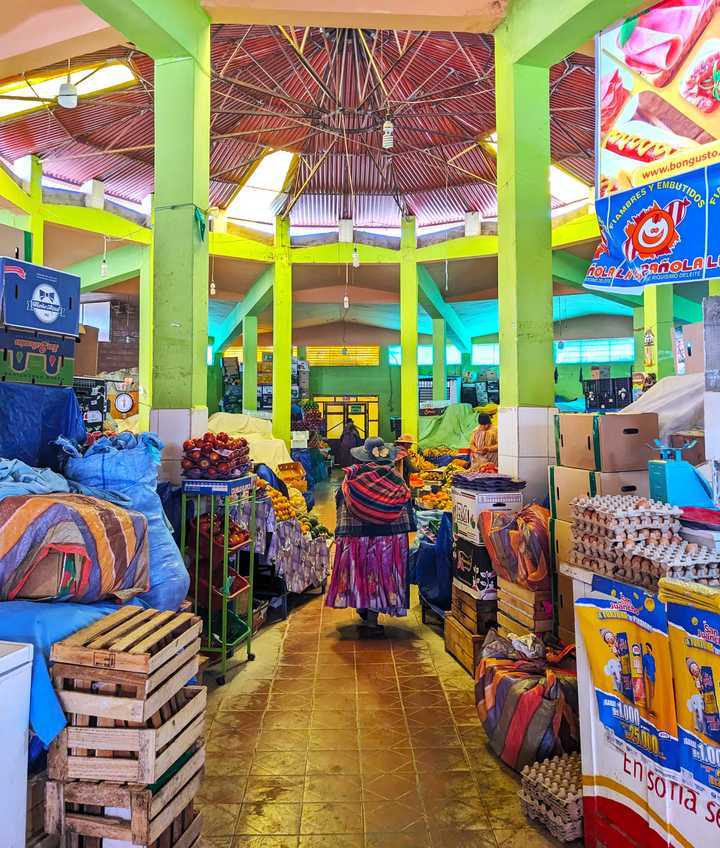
[520,754,583,843]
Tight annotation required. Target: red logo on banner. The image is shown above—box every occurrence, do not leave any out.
[623,198,690,261]
[4,265,26,278]
[593,226,610,260]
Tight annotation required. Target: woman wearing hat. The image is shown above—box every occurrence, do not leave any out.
[325,437,416,634]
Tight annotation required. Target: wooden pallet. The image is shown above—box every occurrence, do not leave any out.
[49,686,206,784]
[451,583,497,636]
[50,607,202,723]
[46,746,204,847]
[444,613,483,676]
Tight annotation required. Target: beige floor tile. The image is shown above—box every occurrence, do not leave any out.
[242,775,305,804]
[303,773,362,803]
[201,803,242,837]
[235,802,302,836]
[306,748,361,775]
[299,802,364,835]
[364,799,427,833]
[298,836,363,848]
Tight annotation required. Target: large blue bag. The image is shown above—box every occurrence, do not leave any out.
[58,432,189,611]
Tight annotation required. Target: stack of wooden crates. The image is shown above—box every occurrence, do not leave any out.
[45,606,206,848]
[549,411,657,644]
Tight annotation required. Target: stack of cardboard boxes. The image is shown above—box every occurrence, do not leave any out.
[548,411,659,644]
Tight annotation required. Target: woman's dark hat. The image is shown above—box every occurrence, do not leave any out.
[350,437,398,463]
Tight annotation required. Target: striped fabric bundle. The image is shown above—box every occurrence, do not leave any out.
[0,493,149,602]
[341,462,410,525]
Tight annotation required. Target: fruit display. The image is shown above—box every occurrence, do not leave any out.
[277,461,308,493]
[288,488,307,515]
[181,431,251,480]
[262,483,296,522]
[418,490,452,511]
[191,511,250,556]
[302,400,325,432]
[299,514,333,539]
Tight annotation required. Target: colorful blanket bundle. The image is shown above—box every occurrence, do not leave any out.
[341,462,410,524]
[0,493,149,603]
[475,653,579,772]
[480,503,552,591]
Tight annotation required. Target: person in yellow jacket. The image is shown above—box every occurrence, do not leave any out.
[469,413,498,469]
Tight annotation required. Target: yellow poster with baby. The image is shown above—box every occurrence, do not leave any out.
[577,576,678,769]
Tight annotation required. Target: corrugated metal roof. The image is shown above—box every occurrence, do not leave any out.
[0,31,597,224]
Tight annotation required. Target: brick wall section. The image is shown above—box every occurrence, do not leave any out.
[97,300,139,372]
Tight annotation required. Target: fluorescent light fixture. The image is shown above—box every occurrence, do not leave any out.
[207,344,214,366]
[0,62,136,120]
[226,150,294,226]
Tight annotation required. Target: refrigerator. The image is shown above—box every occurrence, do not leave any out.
[0,641,33,847]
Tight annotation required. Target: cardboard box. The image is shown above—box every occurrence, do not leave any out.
[74,324,99,376]
[675,321,704,375]
[0,327,74,386]
[453,538,496,600]
[452,486,523,545]
[670,431,706,466]
[556,573,575,633]
[554,412,659,471]
[549,518,573,569]
[0,257,80,336]
[548,465,650,522]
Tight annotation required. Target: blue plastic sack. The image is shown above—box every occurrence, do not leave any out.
[413,511,453,609]
[0,382,85,470]
[57,432,189,611]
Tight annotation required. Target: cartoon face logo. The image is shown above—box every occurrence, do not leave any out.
[27,283,62,324]
[593,225,609,261]
[623,198,689,262]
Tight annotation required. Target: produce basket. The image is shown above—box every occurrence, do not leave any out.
[188,515,250,559]
[189,568,250,614]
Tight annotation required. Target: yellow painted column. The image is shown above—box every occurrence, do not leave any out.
[138,244,153,430]
[400,216,418,439]
[243,315,258,412]
[644,284,675,378]
[432,318,446,401]
[27,156,43,264]
[272,217,292,444]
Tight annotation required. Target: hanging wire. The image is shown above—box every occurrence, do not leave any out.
[444,158,450,293]
[209,253,216,296]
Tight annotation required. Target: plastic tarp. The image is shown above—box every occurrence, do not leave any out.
[622,372,704,439]
[419,403,478,450]
[411,510,453,610]
[0,382,85,470]
[58,433,188,611]
[207,412,291,469]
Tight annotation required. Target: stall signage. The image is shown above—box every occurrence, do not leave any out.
[0,257,80,336]
[596,0,720,199]
[576,575,678,769]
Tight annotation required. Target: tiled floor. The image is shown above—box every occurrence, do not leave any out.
[199,479,564,848]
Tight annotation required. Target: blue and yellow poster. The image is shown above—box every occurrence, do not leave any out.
[577,576,678,768]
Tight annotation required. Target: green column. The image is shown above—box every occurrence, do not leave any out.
[710,280,720,297]
[432,318,446,401]
[273,217,292,444]
[644,285,675,378]
[633,306,644,373]
[495,37,554,408]
[138,245,153,429]
[243,315,258,412]
[152,33,210,410]
[26,156,43,264]
[400,216,418,438]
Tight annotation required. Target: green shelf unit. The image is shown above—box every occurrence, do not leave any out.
[180,475,260,684]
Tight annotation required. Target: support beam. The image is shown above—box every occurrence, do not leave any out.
[65,244,144,292]
[290,242,398,265]
[400,216,418,440]
[417,266,472,353]
[633,306,644,373]
[496,40,554,409]
[432,318,447,402]
[138,245,153,430]
[0,163,31,214]
[415,235,498,263]
[498,0,649,68]
[644,285,675,378]
[243,316,258,412]
[42,205,151,244]
[273,217,293,445]
[22,156,44,264]
[214,266,274,353]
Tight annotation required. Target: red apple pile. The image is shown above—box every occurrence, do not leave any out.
[197,512,250,551]
[181,431,251,479]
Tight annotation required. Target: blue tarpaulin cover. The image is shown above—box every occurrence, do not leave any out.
[411,510,453,610]
[0,382,85,469]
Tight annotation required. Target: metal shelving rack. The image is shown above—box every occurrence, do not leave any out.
[180,474,261,684]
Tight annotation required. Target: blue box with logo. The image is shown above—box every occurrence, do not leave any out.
[0,257,80,337]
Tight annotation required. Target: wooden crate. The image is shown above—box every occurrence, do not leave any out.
[50,607,201,723]
[27,770,50,844]
[444,613,483,676]
[46,745,204,846]
[49,686,206,784]
[451,582,497,635]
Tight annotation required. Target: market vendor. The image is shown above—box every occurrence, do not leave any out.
[470,412,498,470]
[335,417,362,467]
[394,433,419,484]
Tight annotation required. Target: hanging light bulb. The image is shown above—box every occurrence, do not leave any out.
[343,294,349,310]
[209,255,216,296]
[100,236,108,277]
[382,118,394,150]
[352,246,360,268]
[209,280,216,296]
[57,60,78,109]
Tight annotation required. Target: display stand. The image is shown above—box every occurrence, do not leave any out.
[180,475,259,684]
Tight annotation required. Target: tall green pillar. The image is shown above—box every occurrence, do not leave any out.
[152,44,210,412]
[243,315,258,412]
[24,156,43,263]
[495,39,554,409]
[432,318,446,401]
[633,306,644,373]
[273,217,292,445]
[138,245,153,430]
[400,216,418,439]
[644,285,675,378]
[710,281,720,297]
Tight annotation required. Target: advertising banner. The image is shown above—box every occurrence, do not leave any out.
[597,0,720,198]
[667,602,720,794]
[0,257,80,336]
[576,576,678,768]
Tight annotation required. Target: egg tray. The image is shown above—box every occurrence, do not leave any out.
[520,753,583,836]
[570,513,681,536]
[520,795,584,843]
[570,494,681,519]
[568,550,659,590]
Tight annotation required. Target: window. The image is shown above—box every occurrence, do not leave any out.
[226,150,294,227]
[446,345,462,365]
[0,63,136,120]
[418,345,433,366]
[554,338,635,364]
[388,346,402,365]
[388,345,462,366]
[306,346,380,366]
[471,343,500,365]
[221,345,298,363]
[80,301,110,342]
